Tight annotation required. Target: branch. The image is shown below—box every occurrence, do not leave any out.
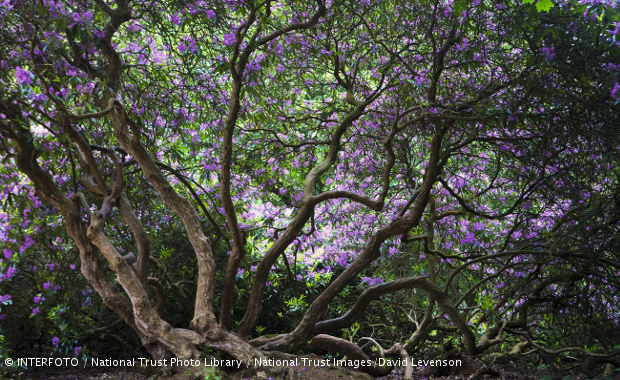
[68,98,116,121]
[147,277,166,319]
[312,276,476,356]
[439,177,536,220]
[72,192,92,221]
[299,334,392,376]
[155,161,229,247]
[312,190,384,211]
[255,1,327,46]
[510,330,620,358]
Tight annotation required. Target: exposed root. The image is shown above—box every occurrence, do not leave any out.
[468,367,501,380]
[360,338,413,380]
[299,334,392,376]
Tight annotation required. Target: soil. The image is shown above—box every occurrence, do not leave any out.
[6,353,619,380]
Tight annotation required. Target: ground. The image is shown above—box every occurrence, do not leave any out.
[5,353,619,380]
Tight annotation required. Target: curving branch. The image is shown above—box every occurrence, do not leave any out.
[106,99,218,335]
[312,190,384,210]
[148,256,194,309]
[72,192,93,221]
[0,100,172,363]
[68,97,116,122]
[147,277,166,319]
[439,177,539,220]
[358,338,413,379]
[155,161,230,247]
[303,277,476,355]
[260,120,452,352]
[510,330,620,358]
[299,334,392,376]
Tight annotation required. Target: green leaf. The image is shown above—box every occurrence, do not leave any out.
[37,1,47,16]
[71,24,80,38]
[522,0,535,4]
[536,0,554,12]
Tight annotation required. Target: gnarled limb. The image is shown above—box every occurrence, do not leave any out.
[83,150,203,367]
[360,338,413,380]
[261,123,453,353]
[313,277,458,337]
[474,274,583,354]
[148,277,165,319]
[107,103,217,335]
[234,98,374,339]
[0,102,170,366]
[300,334,392,376]
[510,330,620,359]
[116,195,150,289]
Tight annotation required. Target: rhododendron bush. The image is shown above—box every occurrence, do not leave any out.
[1,0,619,378]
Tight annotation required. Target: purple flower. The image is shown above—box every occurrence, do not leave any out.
[34,295,45,303]
[6,267,17,279]
[3,248,12,259]
[52,336,60,347]
[43,282,52,290]
[0,294,11,303]
[206,9,215,19]
[74,346,82,355]
[542,46,555,61]
[611,83,620,99]
[361,276,384,286]
[15,67,32,86]
[32,307,40,315]
[222,33,236,46]
[460,232,476,245]
[70,264,76,270]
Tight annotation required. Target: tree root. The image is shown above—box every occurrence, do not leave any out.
[467,367,501,380]
[360,337,413,379]
[299,334,392,376]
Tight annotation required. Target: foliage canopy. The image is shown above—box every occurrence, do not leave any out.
[1,0,619,377]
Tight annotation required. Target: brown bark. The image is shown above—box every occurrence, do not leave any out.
[219,2,330,334]
[148,277,166,319]
[0,103,171,364]
[300,334,392,376]
[259,122,451,353]
[113,187,150,289]
[108,106,218,334]
[403,199,439,353]
[474,274,582,354]
[314,277,445,335]
[82,151,204,365]
[234,98,373,339]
